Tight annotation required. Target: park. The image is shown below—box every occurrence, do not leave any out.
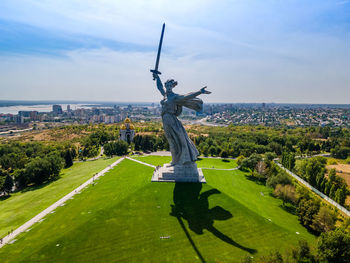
[0,156,316,262]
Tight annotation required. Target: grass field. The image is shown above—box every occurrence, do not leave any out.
[326,156,350,165]
[132,156,238,169]
[0,157,119,238]
[0,158,315,262]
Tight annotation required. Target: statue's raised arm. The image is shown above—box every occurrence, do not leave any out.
[153,73,165,96]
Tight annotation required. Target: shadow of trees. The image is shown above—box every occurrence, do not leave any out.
[170,183,257,262]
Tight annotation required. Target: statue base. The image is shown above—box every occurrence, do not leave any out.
[152,162,206,183]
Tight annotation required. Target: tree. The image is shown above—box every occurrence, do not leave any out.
[220,150,228,158]
[274,184,297,206]
[3,175,13,195]
[298,158,326,188]
[265,152,277,162]
[133,135,142,151]
[334,185,347,206]
[329,184,336,199]
[255,161,267,176]
[209,146,217,156]
[240,154,262,171]
[266,172,292,189]
[24,152,63,185]
[312,206,336,233]
[281,152,295,170]
[64,149,73,168]
[292,240,315,263]
[317,228,350,263]
[13,169,27,189]
[0,176,5,194]
[297,199,320,229]
[104,141,128,156]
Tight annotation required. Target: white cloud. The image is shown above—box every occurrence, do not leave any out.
[1,45,349,103]
[0,0,350,103]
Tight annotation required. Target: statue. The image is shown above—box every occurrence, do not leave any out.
[150,23,211,182]
[153,73,211,165]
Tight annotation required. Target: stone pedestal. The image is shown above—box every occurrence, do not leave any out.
[152,162,206,183]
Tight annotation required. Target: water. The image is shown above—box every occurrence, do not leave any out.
[0,104,104,114]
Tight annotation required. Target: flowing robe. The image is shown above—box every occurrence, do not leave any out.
[161,92,203,165]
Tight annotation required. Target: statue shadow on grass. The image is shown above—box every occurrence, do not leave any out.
[170,183,257,262]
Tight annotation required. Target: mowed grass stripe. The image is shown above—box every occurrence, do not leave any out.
[1,159,316,262]
[204,169,312,238]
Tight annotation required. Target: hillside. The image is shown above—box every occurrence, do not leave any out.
[0,158,315,262]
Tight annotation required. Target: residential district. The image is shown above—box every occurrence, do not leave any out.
[0,103,349,135]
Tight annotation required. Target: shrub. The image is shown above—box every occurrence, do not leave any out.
[266,173,292,189]
[274,184,297,206]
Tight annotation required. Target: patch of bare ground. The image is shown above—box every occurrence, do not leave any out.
[138,132,156,136]
[346,196,350,207]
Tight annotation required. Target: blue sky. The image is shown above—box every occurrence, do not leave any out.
[0,0,349,103]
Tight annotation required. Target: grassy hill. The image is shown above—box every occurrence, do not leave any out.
[0,157,119,238]
[0,158,315,262]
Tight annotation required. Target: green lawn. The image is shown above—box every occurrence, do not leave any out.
[0,157,119,238]
[132,156,237,169]
[0,158,315,262]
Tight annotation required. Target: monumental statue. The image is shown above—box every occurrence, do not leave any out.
[151,24,211,183]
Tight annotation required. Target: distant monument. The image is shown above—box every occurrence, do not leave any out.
[150,24,211,183]
[119,117,135,144]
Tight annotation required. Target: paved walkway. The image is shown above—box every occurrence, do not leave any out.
[126,157,156,168]
[127,156,238,171]
[275,161,350,217]
[0,157,125,248]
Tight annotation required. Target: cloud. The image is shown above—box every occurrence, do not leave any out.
[0,0,350,103]
[1,45,349,104]
[336,0,350,5]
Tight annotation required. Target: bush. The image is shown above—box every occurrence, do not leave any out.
[291,240,315,263]
[312,206,336,233]
[274,184,297,206]
[265,152,277,162]
[266,173,292,189]
[297,198,320,230]
[240,154,262,171]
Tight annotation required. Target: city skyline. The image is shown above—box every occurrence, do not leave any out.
[1,0,350,103]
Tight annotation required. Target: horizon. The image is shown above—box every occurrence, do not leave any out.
[1,99,350,108]
[1,1,350,103]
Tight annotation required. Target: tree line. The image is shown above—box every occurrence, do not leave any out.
[239,153,350,262]
[0,142,76,195]
[296,157,348,206]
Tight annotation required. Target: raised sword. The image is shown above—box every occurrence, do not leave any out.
[150,23,165,80]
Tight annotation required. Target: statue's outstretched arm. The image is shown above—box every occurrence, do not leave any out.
[176,86,211,101]
[153,73,165,96]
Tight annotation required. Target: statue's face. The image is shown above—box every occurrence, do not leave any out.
[165,80,177,93]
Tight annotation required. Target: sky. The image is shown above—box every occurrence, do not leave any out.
[0,0,350,103]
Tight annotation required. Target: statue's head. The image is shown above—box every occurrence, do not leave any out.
[165,79,178,92]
